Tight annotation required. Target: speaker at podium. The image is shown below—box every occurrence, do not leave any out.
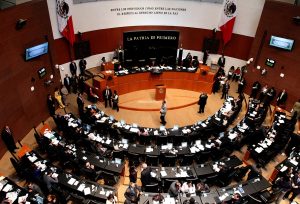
[155,85,166,101]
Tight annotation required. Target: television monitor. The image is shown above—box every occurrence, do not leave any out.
[37,67,46,79]
[25,42,48,61]
[265,58,276,67]
[269,36,294,51]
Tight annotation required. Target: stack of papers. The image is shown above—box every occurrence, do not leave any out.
[255,147,264,153]
[160,171,167,177]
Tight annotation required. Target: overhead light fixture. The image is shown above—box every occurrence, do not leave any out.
[257,65,261,70]
[280,73,285,78]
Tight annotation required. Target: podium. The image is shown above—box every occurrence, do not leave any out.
[155,85,166,100]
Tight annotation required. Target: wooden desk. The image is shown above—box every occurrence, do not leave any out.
[85,70,215,100]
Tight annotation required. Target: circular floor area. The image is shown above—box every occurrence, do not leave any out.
[119,89,199,111]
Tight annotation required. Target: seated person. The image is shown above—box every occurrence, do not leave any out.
[96,143,108,156]
[138,128,149,136]
[124,182,141,204]
[43,171,58,191]
[106,193,118,204]
[196,181,210,195]
[181,181,196,196]
[183,197,199,204]
[168,181,181,197]
[88,87,99,103]
[224,192,242,204]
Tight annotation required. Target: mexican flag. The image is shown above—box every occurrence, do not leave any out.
[219,0,237,45]
[56,0,75,46]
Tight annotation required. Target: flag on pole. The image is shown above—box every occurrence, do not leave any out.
[56,0,75,46]
[219,0,237,45]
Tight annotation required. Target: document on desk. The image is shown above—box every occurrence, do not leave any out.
[150,172,157,177]
[84,187,91,195]
[106,139,112,144]
[280,166,288,172]
[52,173,58,178]
[77,184,85,192]
[160,171,167,177]
[290,159,299,166]
[18,194,28,203]
[6,191,18,203]
[2,184,12,192]
[255,147,264,153]
[67,178,76,185]
[146,147,153,152]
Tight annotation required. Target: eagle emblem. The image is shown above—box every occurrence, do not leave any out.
[57,0,69,19]
[224,0,236,18]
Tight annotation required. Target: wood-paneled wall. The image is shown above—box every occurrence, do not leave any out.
[0,0,60,157]
[54,26,253,64]
[245,1,300,110]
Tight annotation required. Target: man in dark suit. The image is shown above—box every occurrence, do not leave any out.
[168,181,181,197]
[70,61,77,75]
[79,58,87,75]
[264,87,276,106]
[217,54,226,67]
[198,93,208,113]
[250,81,261,98]
[237,77,246,94]
[77,93,84,117]
[221,80,230,99]
[202,50,209,65]
[63,74,71,93]
[47,94,55,116]
[1,126,18,153]
[102,85,112,108]
[141,163,152,188]
[124,182,141,204]
[277,89,288,106]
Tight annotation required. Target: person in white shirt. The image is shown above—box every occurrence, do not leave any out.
[112,90,119,112]
[181,181,196,196]
[160,100,167,125]
[106,193,118,204]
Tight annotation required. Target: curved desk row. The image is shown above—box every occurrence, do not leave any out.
[85,66,215,101]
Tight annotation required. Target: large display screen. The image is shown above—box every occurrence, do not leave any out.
[123,30,179,67]
[269,36,294,51]
[25,42,48,61]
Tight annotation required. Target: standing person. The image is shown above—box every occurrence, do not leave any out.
[79,58,87,75]
[292,99,300,134]
[277,89,288,106]
[221,80,230,99]
[232,67,241,82]
[168,181,181,197]
[78,74,85,94]
[112,90,119,112]
[237,77,246,94]
[129,166,137,183]
[69,61,77,76]
[283,171,300,202]
[60,85,68,106]
[198,93,208,113]
[1,126,18,153]
[202,50,209,65]
[47,94,56,116]
[227,66,235,81]
[124,182,141,204]
[63,74,71,93]
[264,87,276,106]
[141,163,152,188]
[102,85,112,108]
[77,93,85,118]
[217,54,226,68]
[54,88,65,109]
[71,74,78,94]
[258,84,268,102]
[160,100,167,125]
[250,81,261,99]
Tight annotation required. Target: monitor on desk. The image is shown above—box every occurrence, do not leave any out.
[115,158,122,165]
[122,139,128,144]
[181,142,188,148]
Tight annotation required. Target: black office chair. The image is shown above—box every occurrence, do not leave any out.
[112,150,125,161]
[196,151,211,163]
[145,183,159,193]
[179,154,194,166]
[205,174,218,187]
[146,155,159,166]
[161,155,176,167]
[101,171,119,186]
[163,179,177,193]
[127,152,140,167]
[157,135,168,146]
[139,136,152,146]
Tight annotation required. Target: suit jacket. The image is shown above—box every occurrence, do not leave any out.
[218,56,226,67]
[77,96,84,109]
[70,62,77,74]
[64,76,71,87]
[102,88,112,100]
[277,91,288,103]
[1,128,16,151]
[168,182,179,197]
[141,166,152,187]
[199,94,208,106]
